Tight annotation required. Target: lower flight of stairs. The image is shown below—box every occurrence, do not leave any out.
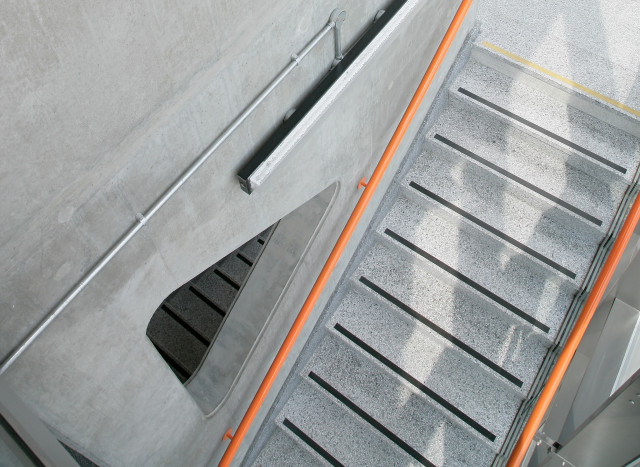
[146,227,274,383]
[248,39,640,467]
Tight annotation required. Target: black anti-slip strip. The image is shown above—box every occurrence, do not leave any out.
[457,87,627,174]
[189,286,226,317]
[214,269,241,290]
[237,0,408,192]
[434,134,604,227]
[358,276,524,387]
[408,181,577,279]
[236,252,253,267]
[384,228,551,333]
[161,304,211,347]
[333,324,497,442]
[308,371,437,466]
[282,418,344,467]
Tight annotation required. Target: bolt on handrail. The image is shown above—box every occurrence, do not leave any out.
[217,0,474,464]
[507,190,640,466]
[0,13,343,376]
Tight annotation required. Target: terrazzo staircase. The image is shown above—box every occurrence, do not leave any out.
[146,228,273,383]
[248,42,640,466]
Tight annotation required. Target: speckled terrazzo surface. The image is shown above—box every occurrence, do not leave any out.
[476,0,640,113]
[247,2,640,465]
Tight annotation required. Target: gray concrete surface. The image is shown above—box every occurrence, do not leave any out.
[0,0,467,465]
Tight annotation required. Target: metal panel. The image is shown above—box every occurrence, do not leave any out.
[553,368,640,467]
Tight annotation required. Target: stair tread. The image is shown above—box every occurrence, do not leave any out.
[281,379,419,466]
[329,288,523,444]
[378,194,575,337]
[165,286,223,341]
[306,331,500,464]
[452,58,640,179]
[239,238,262,263]
[432,96,628,230]
[404,142,602,284]
[190,269,237,312]
[252,426,325,467]
[217,254,251,288]
[355,241,549,390]
[146,308,207,376]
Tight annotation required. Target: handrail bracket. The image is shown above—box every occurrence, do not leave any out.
[330,9,347,64]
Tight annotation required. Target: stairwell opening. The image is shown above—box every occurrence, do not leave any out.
[145,184,336,413]
[146,226,276,384]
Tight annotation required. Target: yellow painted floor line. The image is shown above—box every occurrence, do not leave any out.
[481,41,640,119]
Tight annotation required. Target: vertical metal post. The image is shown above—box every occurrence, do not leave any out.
[330,9,347,63]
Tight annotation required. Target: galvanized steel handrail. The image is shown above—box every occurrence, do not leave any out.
[507,190,640,466]
[0,15,342,376]
[218,0,475,464]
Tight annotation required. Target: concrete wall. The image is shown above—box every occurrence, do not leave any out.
[0,0,474,465]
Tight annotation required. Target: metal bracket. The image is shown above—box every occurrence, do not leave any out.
[283,108,296,122]
[329,9,347,63]
[533,433,574,466]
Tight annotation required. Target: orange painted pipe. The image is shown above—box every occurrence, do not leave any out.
[218,1,474,464]
[507,190,640,467]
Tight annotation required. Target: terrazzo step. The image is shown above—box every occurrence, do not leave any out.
[146,308,208,381]
[304,331,497,465]
[279,379,420,466]
[354,241,550,391]
[432,96,628,231]
[403,141,603,285]
[451,57,640,182]
[252,426,325,467]
[191,268,238,313]
[377,194,576,338]
[471,42,640,140]
[216,254,252,289]
[329,287,524,447]
[165,286,224,341]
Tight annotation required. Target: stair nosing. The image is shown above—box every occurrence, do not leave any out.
[319,323,508,450]
[371,231,557,341]
[348,277,540,395]
[283,377,421,466]
[427,134,610,232]
[447,86,631,179]
[398,181,583,284]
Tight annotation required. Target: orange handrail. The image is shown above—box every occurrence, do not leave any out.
[218,1,474,464]
[507,190,640,466]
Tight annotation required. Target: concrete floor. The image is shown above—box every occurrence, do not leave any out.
[477,0,640,112]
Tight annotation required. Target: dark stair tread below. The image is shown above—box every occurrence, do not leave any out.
[165,286,224,340]
[146,309,208,377]
[217,254,252,287]
[239,238,263,263]
[190,269,238,312]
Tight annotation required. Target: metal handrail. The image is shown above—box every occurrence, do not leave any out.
[0,14,342,376]
[218,0,474,464]
[507,191,640,466]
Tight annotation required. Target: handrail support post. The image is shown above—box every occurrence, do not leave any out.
[330,9,347,64]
